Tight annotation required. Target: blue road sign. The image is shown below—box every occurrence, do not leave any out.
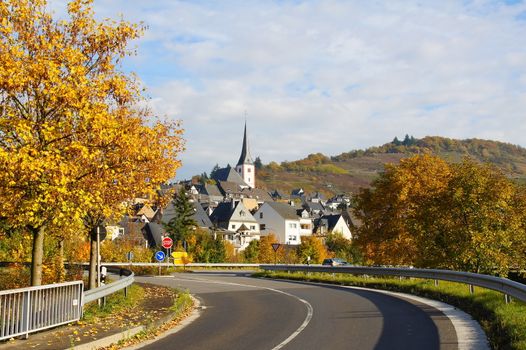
[154,251,165,262]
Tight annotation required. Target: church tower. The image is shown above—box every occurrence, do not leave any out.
[236,122,255,188]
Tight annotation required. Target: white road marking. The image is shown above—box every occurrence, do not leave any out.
[170,275,314,349]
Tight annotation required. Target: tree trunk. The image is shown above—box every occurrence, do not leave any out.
[56,239,65,282]
[30,226,45,286]
[88,235,97,290]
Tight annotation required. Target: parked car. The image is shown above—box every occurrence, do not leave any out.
[322,258,348,266]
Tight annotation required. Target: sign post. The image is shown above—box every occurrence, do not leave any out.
[271,243,280,265]
[155,251,166,276]
[162,236,173,264]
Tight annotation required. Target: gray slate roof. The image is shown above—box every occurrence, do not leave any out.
[141,222,164,248]
[303,201,325,212]
[266,202,299,220]
[211,166,247,185]
[240,187,273,202]
[314,214,342,232]
[161,201,213,228]
[210,201,257,226]
[199,183,223,197]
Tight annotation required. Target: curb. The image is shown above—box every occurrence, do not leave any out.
[122,296,202,350]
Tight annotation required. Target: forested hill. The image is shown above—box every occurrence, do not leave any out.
[256,136,526,197]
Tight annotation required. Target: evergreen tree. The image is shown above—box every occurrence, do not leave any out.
[210,164,220,179]
[254,156,263,169]
[392,137,401,146]
[403,134,411,146]
[243,239,260,262]
[164,187,197,246]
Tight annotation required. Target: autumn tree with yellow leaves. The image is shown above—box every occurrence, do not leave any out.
[354,155,526,275]
[0,0,183,286]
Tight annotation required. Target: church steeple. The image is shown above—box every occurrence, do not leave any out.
[235,121,255,188]
[237,122,253,166]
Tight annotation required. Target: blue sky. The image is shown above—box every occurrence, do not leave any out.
[48,0,526,180]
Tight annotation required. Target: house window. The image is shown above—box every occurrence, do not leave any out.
[231,224,236,229]
[260,212,263,219]
[289,223,297,229]
[248,168,251,172]
[289,235,297,241]
[260,224,266,230]
[250,225,255,230]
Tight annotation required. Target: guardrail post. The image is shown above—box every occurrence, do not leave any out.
[469,284,474,294]
[434,279,439,287]
[505,294,511,304]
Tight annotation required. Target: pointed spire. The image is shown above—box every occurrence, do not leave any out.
[237,121,253,166]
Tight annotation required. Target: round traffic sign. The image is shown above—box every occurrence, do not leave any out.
[154,251,166,262]
[162,236,173,249]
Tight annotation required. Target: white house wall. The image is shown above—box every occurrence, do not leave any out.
[284,219,301,245]
[255,204,286,243]
[333,217,353,240]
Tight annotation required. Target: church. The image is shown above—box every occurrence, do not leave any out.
[210,122,258,190]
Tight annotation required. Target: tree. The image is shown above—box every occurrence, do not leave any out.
[325,232,362,264]
[0,0,183,285]
[164,187,197,246]
[254,156,263,169]
[258,234,284,263]
[210,164,220,179]
[353,155,451,266]
[414,159,526,274]
[354,154,526,274]
[243,239,260,263]
[298,236,329,264]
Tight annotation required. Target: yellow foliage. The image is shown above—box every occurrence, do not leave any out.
[0,0,184,285]
[354,155,526,274]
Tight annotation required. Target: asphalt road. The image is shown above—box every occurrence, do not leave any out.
[135,272,459,350]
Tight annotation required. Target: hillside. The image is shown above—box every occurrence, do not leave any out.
[255,136,526,197]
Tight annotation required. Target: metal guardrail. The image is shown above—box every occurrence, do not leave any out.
[82,266,134,305]
[0,281,83,341]
[99,262,260,268]
[260,264,526,303]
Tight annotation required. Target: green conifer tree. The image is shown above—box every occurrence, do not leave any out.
[164,187,197,246]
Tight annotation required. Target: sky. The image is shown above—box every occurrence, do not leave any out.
[47,0,526,180]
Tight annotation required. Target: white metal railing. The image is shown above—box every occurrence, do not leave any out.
[0,281,83,341]
[260,264,526,303]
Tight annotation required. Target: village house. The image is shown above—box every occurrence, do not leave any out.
[255,202,303,245]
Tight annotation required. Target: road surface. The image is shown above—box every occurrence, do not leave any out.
[135,271,461,350]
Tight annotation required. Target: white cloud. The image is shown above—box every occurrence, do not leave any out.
[46,0,526,179]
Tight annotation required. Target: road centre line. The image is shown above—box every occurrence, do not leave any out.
[170,276,314,350]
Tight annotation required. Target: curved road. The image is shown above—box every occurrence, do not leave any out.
[135,272,461,350]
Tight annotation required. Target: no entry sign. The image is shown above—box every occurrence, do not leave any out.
[162,236,173,249]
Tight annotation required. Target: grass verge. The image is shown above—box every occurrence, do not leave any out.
[82,284,144,321]
[255,271,526,350]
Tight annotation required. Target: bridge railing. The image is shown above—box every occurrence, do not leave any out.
[0,281,83,341]
[260,264,526,303]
